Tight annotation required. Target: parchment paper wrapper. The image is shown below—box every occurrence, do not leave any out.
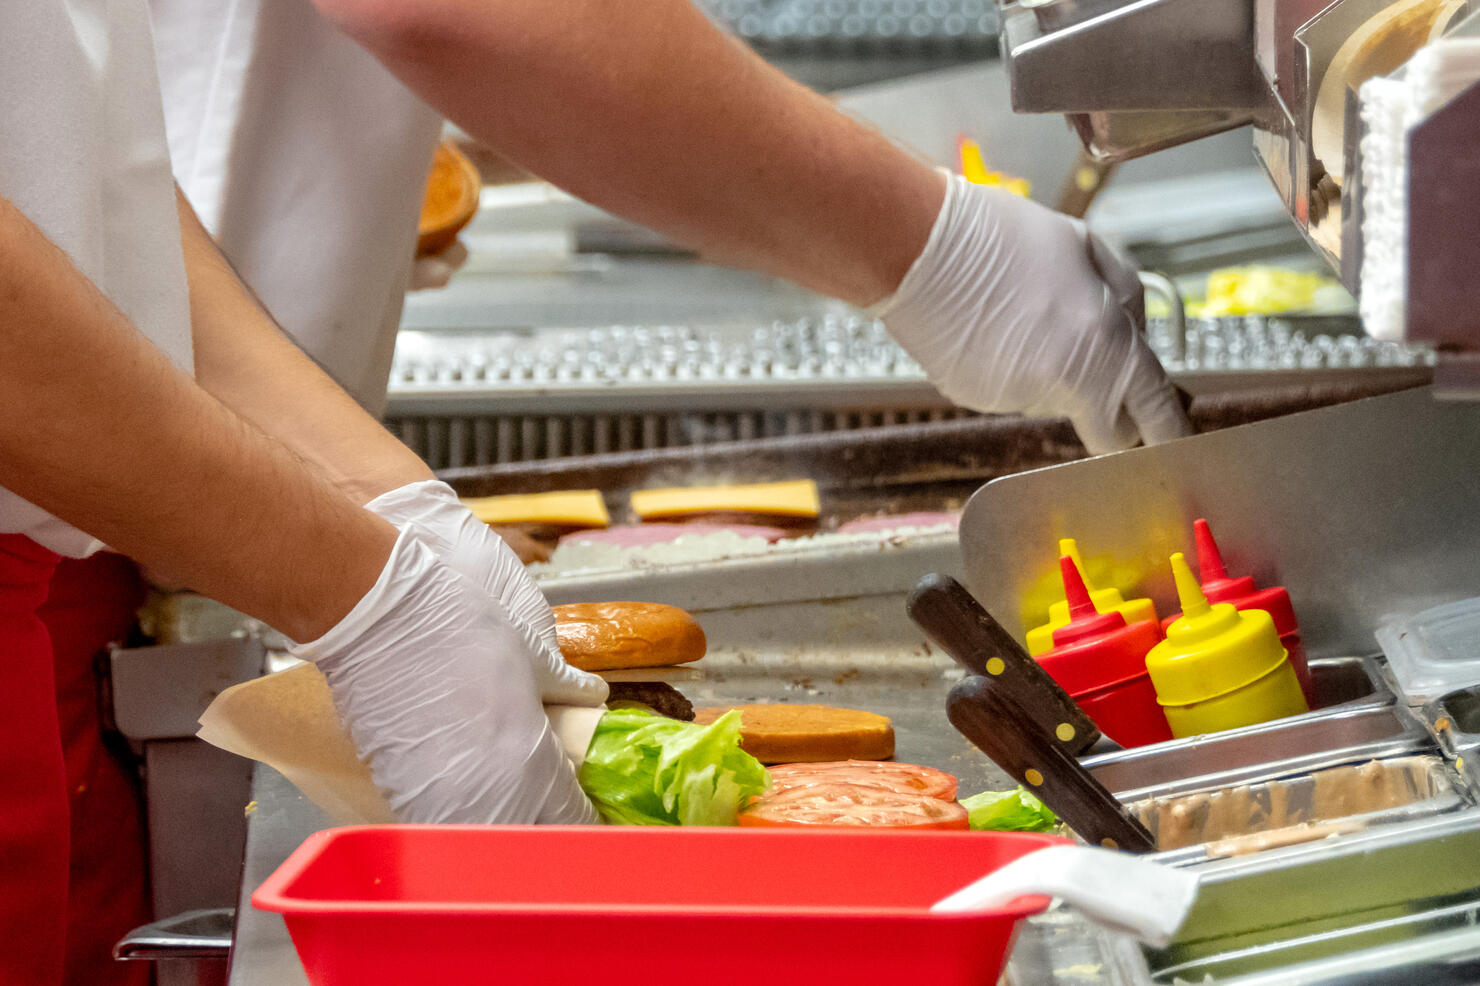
[197,663,605,825]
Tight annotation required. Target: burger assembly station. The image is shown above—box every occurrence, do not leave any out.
[33,2,1480,986]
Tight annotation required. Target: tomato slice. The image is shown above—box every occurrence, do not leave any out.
[739,781,969,829]
[765,761,959,801]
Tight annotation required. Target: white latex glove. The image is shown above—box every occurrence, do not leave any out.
[873,173,1191,454]
[291,528,597,824]
[365,479,606,709]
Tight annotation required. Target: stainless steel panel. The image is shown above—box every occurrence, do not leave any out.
[997,0,1261,113]
[111,637,265,741]
[146,741,252,918]
[959,386,1480,659]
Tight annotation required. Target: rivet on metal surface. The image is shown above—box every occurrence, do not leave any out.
[1101,838,1118,850]
[1436,716,1452,733]
[1055,723,1076,742]
[986,657,1006,676]
[1025,768,1045,787]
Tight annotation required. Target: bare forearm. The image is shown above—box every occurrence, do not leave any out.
[313,0,945,306]
[0,196,393,641]
[176,189,433,505]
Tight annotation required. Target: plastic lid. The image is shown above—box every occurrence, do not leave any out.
[1375,595,1480,702]
[1039,557,1163,694]
[1194,519,1299,634]
[1025,539,1159,656]
[1144,553,1288,705]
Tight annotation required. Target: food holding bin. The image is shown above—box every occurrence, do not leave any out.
[252,826,1064,986]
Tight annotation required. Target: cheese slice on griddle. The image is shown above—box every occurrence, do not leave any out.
[461,489,610,528]
[630,480,820,520]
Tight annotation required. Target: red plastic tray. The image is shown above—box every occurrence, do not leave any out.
[254,825,1063,986]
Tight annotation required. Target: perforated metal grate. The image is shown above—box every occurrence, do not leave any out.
[385,314,1432,468]
[701,0,998,53]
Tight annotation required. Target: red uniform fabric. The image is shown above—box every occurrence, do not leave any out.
[0,534,68,986]
[40,554,151,986]
[0,538,151,986]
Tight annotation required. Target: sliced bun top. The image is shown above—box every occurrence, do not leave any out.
[554,601,706,671]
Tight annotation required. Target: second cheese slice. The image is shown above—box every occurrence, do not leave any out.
[630,480,820,520]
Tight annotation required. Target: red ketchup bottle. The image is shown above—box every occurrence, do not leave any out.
[1189,518,1313,705]
[1039,556,1174,749]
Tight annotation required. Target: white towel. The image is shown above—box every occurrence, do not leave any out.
[1359,39,1480,340]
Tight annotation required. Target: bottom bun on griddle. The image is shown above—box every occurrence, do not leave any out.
[692,704,894,763]
[605,681,695,721]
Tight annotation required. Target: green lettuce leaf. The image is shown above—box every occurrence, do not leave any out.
[578,708,770,826]
[960,787,1058,832]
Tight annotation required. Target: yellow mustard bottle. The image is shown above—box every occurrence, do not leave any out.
[1144,553,1309,738]
[1026,538,1159,656]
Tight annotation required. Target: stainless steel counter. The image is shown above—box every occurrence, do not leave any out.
[228,766,323,986]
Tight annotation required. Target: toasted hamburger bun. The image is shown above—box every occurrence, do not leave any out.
[691,704,895,764]
[553,601,706,672]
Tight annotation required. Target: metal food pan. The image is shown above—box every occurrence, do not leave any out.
[1423,684,1480,760]
[1131,754,1466,867]
[1084,656,1414,800]
[1137,808,1480,983]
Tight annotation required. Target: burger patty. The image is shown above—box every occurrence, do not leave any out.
[605,681,695,721]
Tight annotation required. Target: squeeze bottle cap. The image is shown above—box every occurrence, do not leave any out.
[1026,538,1159,655]
[1051,555,1129,645]
[1194,519,1258,600]
[1146,553,1288,705]
[1192,518,1300,636]
[1041,557,1164,696]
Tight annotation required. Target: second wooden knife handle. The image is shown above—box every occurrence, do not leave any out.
[948,675,1156,854]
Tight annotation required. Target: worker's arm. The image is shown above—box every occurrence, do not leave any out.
[175,184,592,694]
[0,194,390,642]
[309,0,1191,452]
[174,188,433,506]
[0,194,600,821]
[176,188,549,562]
[309,0,942,308]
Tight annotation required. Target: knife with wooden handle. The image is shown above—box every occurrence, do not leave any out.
[948,674,1156,853]
[908,573,1102,755]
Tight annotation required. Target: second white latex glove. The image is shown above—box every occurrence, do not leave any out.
[365,479,606,708]
[291,528,597,824]
[873,173,1191,454]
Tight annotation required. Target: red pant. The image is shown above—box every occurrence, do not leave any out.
[0,536,150,986]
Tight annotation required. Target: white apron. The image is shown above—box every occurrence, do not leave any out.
[0,0,194,557]
[150,0,445,413]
